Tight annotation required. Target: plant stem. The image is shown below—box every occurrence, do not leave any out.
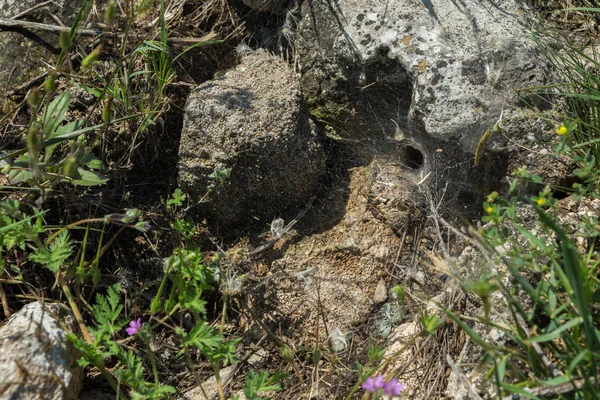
[213,364,226,400]
[147,341,160,390]
[220,294,227,335]
[45,218,105,245]
[59,273,128,400]
[344,333,420,400]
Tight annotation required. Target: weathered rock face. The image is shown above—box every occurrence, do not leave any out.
[0,302,82,399]
[0,0,91,111]
[178,49,324,229]
[296,0,548,213]
[298,0,546,150]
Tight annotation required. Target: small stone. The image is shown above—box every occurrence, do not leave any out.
[182,365,236,400]
[247,348,269,367]
[373,279,388,303]
[0,302,83,399]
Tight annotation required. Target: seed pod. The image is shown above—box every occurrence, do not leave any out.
[44,71,57,93]
[27,123,42,155]
[102,97,113,123]
[62,155,79,179]
[104,1,117,24]
[27,88,41,108]
[59,30,71,51]
[81,44,103,68]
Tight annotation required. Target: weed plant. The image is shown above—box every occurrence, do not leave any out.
[441,9,600,399]
[0,1,281,399]
[11,1,600,399]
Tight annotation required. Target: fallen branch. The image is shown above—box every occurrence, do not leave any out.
[3,18,217,96]
[0,17,217,45]
[11,0,57,20]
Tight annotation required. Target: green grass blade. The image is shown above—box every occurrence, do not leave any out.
[526,317,582,343]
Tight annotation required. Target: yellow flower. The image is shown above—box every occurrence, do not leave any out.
[486,206,494,213]
[555,124,568,135]
[537,198,546,206]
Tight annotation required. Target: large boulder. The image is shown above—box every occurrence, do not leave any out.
[298,0,546,149]
[296,0,549,214]
[178,49,324,229]
[0,302,82,399]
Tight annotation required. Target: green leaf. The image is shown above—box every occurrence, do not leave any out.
[531,175,543,184]
[29,231,73,272]
[2,114,146,162]
[90,284,125,341]
[536,208,598,351]
[43,92,70,140]
[67,332,108,367]
[45,120,83,162]
[500,383,538,399]
[526,317,582,344]
[166,188,186,207]
[0,206,44,236]
[244,370,287,400]
[7,155,32,184]
[496,356,507,382]
[177,321,223,357]
[172,219,195,239]
[538,374,571,387]
[71,168,108,186]
[113,349,147,393]
[77,151,104,170]
[568,349,590,373]
[514,225,547,251]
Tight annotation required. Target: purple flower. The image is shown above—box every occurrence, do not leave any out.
[362,374,385,392]
[383,378,404,396]
[135,221,152,232]
[125,318,142,335]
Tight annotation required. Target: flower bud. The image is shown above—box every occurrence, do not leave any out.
[82,44,103,68]
[27,88,41,108]
[59,30,71,51]
[135,221,152,232]
[44,71,57,93]
[104,1,117,25]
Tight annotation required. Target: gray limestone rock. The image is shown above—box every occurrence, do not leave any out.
[178,49,324,229]
[296,0,549,217]
[0,302,82,400]
[297,0,547,152]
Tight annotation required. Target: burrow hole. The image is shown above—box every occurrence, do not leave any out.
[404,145,424,170]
